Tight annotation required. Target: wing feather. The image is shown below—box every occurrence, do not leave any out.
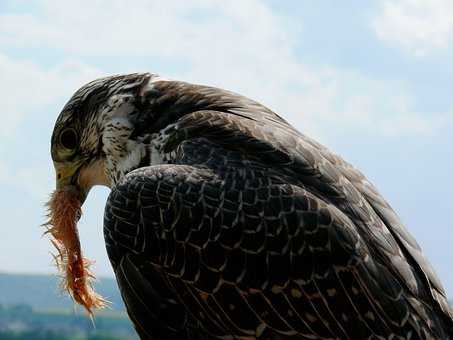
[105,145,449,339]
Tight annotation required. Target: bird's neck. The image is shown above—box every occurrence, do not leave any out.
[104,126,176,187]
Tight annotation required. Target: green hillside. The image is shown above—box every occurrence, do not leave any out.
[0,272,137,339]
[0,272,125,311]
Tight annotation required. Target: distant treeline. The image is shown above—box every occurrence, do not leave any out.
[0,329,126,340]
[0,272,125,310]
[0,272,136,339]
[0,303,137,340]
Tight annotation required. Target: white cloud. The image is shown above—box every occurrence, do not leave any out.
[0,0,292,57]
[373,0,453,56]
[0,53,101,136]
[0,0,447,141]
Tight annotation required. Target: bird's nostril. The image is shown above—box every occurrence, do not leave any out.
[57,173,62,180]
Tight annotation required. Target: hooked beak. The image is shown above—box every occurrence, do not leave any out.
[54,161,88,204]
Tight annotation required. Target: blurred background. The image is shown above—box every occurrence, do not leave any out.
[0,0,452,339]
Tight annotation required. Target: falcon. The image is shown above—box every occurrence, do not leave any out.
[50,73,453,339]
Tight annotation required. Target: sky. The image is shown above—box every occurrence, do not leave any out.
[0,0,452,297]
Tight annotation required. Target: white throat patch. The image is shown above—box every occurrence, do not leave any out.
[103,119,177,186]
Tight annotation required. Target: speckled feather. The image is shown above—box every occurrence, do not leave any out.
[66,75,452,339]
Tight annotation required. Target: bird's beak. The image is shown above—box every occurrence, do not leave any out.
[54,161,88,204]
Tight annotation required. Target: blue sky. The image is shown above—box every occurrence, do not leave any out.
[0,0,452,297]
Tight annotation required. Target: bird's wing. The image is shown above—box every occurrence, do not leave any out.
[165,109,453,319]
[104,144,449,339]
[311,138,453,317]
[104,166,215,340]
[162,108,452,335]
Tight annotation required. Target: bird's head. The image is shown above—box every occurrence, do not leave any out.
[51,72,161,203]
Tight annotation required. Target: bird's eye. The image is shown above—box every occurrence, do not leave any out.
[59,128,78,150]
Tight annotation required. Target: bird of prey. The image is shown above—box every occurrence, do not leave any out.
[50,73,453,339]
